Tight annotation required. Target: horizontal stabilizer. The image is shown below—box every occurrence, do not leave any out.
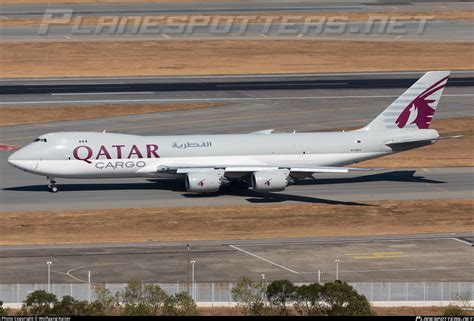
[249,129,274,134]
[385,138,437,147]
[438,135,463,140]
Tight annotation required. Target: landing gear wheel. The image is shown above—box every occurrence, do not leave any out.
[48,179,58,193]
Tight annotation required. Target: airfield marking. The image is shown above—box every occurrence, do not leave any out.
[110,108,353,132]
[1,71,472,82]
[229,245,300,274]
[344,251,409,260]
[1,93,472,105]
[67,263,129,283]
[0,144,20,151]
[451,238,473,246]
[51,92,155,96]
[339,266,473,274]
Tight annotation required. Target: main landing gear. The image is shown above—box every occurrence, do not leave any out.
[47,177,58,193]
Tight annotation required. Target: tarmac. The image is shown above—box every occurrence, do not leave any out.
[0,233,471,283]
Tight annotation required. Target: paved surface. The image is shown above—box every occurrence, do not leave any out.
[1,71,473,106]
[1,1,471,42]
[2,20,472,42]
[1,72,473,95]
[1,164,473,211]
[0,233,471,283]
[2,1,470,18]
[0,72,473,211]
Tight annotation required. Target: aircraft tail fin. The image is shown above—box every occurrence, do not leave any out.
[363,71,450,131]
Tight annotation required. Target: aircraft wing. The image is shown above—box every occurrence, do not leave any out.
[137,164,383,175]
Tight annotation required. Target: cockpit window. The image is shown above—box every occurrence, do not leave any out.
[34,138,41,142]
[33,138,47,142]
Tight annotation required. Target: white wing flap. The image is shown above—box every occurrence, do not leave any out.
[289,167,383,174]
[142,165,383,175]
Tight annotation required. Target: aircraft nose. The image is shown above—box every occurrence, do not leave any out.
[8,151,20,167]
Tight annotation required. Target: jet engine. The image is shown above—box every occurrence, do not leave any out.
[250,170,289,192]
[185,171,225,193]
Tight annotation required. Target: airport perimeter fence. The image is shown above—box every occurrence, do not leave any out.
[1,282,473,307]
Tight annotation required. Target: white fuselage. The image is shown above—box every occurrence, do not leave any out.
[8,129,438,179]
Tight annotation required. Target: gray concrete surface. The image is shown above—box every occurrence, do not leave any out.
[1,164,473,211]
[2,20,472,42]
[2,1,471,18]
[1,1,471,42]
[0,233,471,283]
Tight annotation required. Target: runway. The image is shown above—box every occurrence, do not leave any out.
[1,71,473,105]
[0,233,471,283]
[2,20,472,42]
[0,72,473,211]
[2,1,469,18]
[1,164,473,211]
[1,1,471,42]
[1,72,473,95]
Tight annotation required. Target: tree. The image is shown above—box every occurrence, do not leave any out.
[143,284,169,315]
[0,300,9,317]
[443,304,467,316]
[23,290,58,315]
[52,295,79,315]
[322,281,375,316]
[122,280,143,305]
[121,281,168,316]
[93,286,120,315]
[52,295,93,316]
[293,283,325,316]
[266,279,296,315]
[123,302,152,316]
[231,277,268,316]
[162,292,198,316]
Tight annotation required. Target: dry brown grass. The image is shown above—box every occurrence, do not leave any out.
[2,11,472,27]
[373,306,473,316]
[0,199,471,245]
[0,103,220,126]
[357,116,474,168]
[197,306,473,316]
[0,40,472,78]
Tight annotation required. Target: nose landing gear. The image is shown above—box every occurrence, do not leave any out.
[47,177,58,193]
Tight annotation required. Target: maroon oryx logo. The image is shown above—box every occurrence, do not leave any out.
[198,179,205,187]
[395,76,448,129]
[264,179,272,186]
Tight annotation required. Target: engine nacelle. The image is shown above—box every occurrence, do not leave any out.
[185,171,224,193]
[250,170,289,192]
